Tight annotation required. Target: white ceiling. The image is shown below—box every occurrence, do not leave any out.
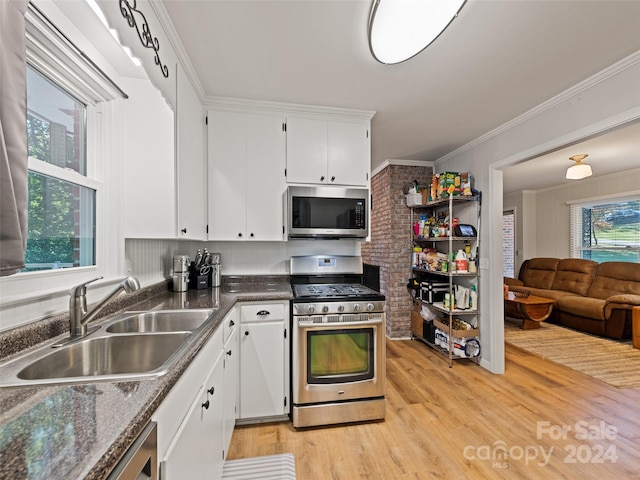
[158,1,640,190]
[502,120,640,194]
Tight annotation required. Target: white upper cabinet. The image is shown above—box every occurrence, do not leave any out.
[208,110,286,241]
[286,117,370,186]
[123,64,206,240]
[285,117,327,184]
[245,115,287,240]
[122,76,176,238]
[176,63,206,240]
[327,121,369,187]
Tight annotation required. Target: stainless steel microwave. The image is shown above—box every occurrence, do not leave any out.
[287,186,369,239]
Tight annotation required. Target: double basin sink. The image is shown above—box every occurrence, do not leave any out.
[0,309,216,388]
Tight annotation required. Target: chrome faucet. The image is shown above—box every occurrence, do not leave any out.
[69,276,140,338]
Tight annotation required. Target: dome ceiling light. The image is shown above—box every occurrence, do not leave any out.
[566,154,593,180]
[368,0,467,65]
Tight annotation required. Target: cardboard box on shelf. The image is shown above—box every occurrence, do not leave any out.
[437,172,458,198]
[436,171,475,198]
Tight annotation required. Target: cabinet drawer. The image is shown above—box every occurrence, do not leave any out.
[241,303,285,322]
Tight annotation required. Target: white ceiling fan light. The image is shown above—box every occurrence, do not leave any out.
[368,0,467,65]
[566,154,593,180]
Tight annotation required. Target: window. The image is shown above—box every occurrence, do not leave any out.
[569,198,640,263]
[503,210,515,277]
[24,66,96,272]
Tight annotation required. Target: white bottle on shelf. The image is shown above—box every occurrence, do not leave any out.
[470,285,478,311]
[455,249,468,272]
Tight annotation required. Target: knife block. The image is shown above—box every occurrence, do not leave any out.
[188,264,209,290]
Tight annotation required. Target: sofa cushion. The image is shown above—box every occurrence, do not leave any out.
[520,257,560,289]
[557,295,606,321]
[587,262,640,300]
[550,259,597,296]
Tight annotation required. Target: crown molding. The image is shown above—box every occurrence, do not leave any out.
[372,159,434,177]
[149,0,206,100]
[204,96,376,120]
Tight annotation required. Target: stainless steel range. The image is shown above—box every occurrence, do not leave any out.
[290,255,386,428]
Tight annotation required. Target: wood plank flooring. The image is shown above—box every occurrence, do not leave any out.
[227,339,640,479]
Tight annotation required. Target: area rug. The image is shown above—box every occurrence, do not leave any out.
[504,320,640,389]
[222,453,296,479]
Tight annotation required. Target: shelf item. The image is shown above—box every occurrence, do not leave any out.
[433,319,479,338]
[408,188,481,367]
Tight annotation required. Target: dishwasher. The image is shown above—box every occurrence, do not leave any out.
[107,421,158,480]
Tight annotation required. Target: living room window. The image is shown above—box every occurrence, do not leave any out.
[569,197,640,263]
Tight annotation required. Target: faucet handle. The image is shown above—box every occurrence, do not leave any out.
[70,276,103,298]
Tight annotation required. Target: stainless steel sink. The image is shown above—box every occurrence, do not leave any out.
[16,333,192,382]
[0,308,218,388]
[105,309,214,333]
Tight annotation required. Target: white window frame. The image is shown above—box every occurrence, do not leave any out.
[567,192,640,262]
[0,3,127,331]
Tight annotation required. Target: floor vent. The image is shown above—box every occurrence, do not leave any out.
[222,453,296,479]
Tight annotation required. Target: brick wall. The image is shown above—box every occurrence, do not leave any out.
[362,164,433,338]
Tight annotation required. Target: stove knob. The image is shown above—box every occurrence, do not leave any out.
[367,303,375,311]
[337,305,345,312]
[353,304,361,312]
[322,305,329,313]
[307,305,315,314]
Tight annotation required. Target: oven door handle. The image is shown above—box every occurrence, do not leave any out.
[296,319,384,328]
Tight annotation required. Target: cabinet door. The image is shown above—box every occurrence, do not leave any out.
[161,353,224,480]
[153,321,224,460]
[328,121,369,186]
[239,321,286,419]
[176,63,206,239]
[223,327,238,458]
[208,111,247,240]
[122,76,176,238]
[246,114,286,240]
[285,117,327,184]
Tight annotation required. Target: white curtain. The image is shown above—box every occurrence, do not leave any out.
[0,0,29,276]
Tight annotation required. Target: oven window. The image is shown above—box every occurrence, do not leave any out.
[307,328,374,384]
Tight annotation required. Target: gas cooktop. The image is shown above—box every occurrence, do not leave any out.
[292,283,381,299]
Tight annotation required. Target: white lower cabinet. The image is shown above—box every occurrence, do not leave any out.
[154,308,238,480]
[238,302,290,421]
[161,354,224,479]
[222,310,239,457]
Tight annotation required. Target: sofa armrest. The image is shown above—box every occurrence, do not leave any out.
[606,294,640,307]
[504,277,524,287]
[604,294,640,318]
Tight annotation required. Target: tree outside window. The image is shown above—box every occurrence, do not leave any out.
[23,66,95,272]
[571,199,640,263]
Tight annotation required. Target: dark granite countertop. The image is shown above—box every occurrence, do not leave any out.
[0,278,292,480]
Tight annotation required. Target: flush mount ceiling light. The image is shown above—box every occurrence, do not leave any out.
[368,0,467,65]
[566,154,593,180]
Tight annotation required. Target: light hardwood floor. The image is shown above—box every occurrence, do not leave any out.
[227,339,640,479]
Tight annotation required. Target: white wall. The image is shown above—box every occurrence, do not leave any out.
[125,239,362,288]
[434,51,640,374]
[534,169,640,258]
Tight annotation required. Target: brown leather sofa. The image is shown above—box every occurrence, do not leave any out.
[504,258,640,339]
